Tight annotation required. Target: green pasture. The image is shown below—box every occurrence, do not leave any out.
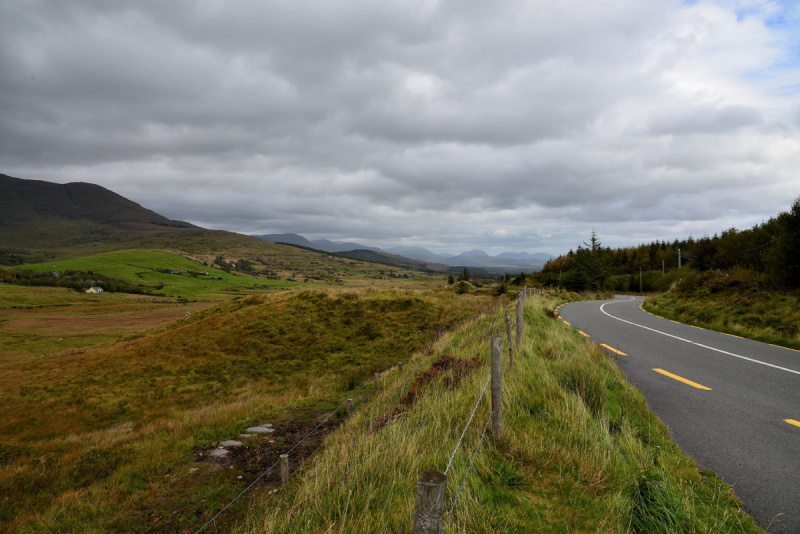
[6,249,313,300]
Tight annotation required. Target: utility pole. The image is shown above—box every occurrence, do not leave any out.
[559,270,561,287]
[639,267,642,293]
[662,259,665,276]
[678,248,681,269]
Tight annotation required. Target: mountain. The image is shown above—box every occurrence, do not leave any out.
[333,249,448,271]
[254,234,382,253]
[0,174,315,260]
[312,239,383,253]
[385,247,449,263]
[495,252,555,261]
[387,245,553,272]
[0,174,196,230]
[252,233,316,248]
[457,250,489,257]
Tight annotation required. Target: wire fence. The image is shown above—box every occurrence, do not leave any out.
[435,309,518,530]
[198,289,540,534]
[193,362,400,534]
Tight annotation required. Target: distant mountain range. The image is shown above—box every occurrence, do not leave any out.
[253,233,384,253]
[254,234,555,272]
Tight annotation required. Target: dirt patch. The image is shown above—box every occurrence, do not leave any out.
[191,415,339,493]
[373,353,481,432]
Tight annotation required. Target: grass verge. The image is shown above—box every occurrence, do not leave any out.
[644,272,800,351]
[242,292,762,533]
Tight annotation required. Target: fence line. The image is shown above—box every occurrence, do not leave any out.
[443,320,512,475]
[199,288,540,534]
[443,373,490,475]
[193,362,398,534]
[413,290,540,532]
[441,410,493,531]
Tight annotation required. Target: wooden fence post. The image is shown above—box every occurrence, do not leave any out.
[505,312,513,370]
[411,470,447,534]
[399,362,404,375]
[515,296,523,351]
[374,372,379,390]
[280,454,289,487]
[491,336,503,441]
[347,398,353,416]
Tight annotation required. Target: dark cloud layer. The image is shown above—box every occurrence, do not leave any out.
[1,0,799,254]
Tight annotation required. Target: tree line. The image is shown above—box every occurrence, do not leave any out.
[535,196,800,291]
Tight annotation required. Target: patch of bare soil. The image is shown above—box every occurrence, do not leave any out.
[177,414,341,533]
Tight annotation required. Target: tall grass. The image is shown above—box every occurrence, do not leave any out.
[243,293,762,533]
[0,288,495,532]
[645,269,800,350]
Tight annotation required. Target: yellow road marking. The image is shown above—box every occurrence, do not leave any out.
[690,325,704,329]
[670,320,681,324]
[723,333,744,339]
[562,320,571,326]
[577,330,590,337]
[601,344,627,356]
[786,419,800,429]
[653,369,712,390]
[771,344,800,354]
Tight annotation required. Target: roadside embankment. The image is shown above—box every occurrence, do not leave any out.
[644,272,800,351]
[244,292,762,533]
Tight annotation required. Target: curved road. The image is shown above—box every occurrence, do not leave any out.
[559,295,800,533]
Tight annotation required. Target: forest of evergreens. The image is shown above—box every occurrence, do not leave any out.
[535,196,800,292]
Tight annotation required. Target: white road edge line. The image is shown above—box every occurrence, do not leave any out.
[600,297,800,376]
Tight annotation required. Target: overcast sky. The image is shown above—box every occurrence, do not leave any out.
[2,0,799,255]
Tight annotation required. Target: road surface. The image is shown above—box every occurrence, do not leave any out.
[558,295,800,533]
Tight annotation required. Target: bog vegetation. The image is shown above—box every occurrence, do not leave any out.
[0,288,495,533]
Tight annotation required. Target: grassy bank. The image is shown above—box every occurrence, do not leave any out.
[242,292,762,533]
[644,270,800,351]
[0,288,495,532]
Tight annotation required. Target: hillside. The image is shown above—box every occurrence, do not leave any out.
[0,174,304,262]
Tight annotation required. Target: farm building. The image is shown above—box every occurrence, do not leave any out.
[85,287,103,294]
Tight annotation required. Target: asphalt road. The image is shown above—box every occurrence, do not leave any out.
[558,295,800,534]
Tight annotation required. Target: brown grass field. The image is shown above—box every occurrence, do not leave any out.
[0,282,497,532]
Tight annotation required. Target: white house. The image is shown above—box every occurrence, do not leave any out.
[86,287,104,294]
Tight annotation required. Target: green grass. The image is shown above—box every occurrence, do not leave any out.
[5,249,317,300]
[243,292,762,533]
[0,288,496,533]
[644,272,800,351]
[4,248,449,300]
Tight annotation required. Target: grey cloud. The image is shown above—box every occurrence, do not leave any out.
[647,105,763,135]
[1,0,799,255]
